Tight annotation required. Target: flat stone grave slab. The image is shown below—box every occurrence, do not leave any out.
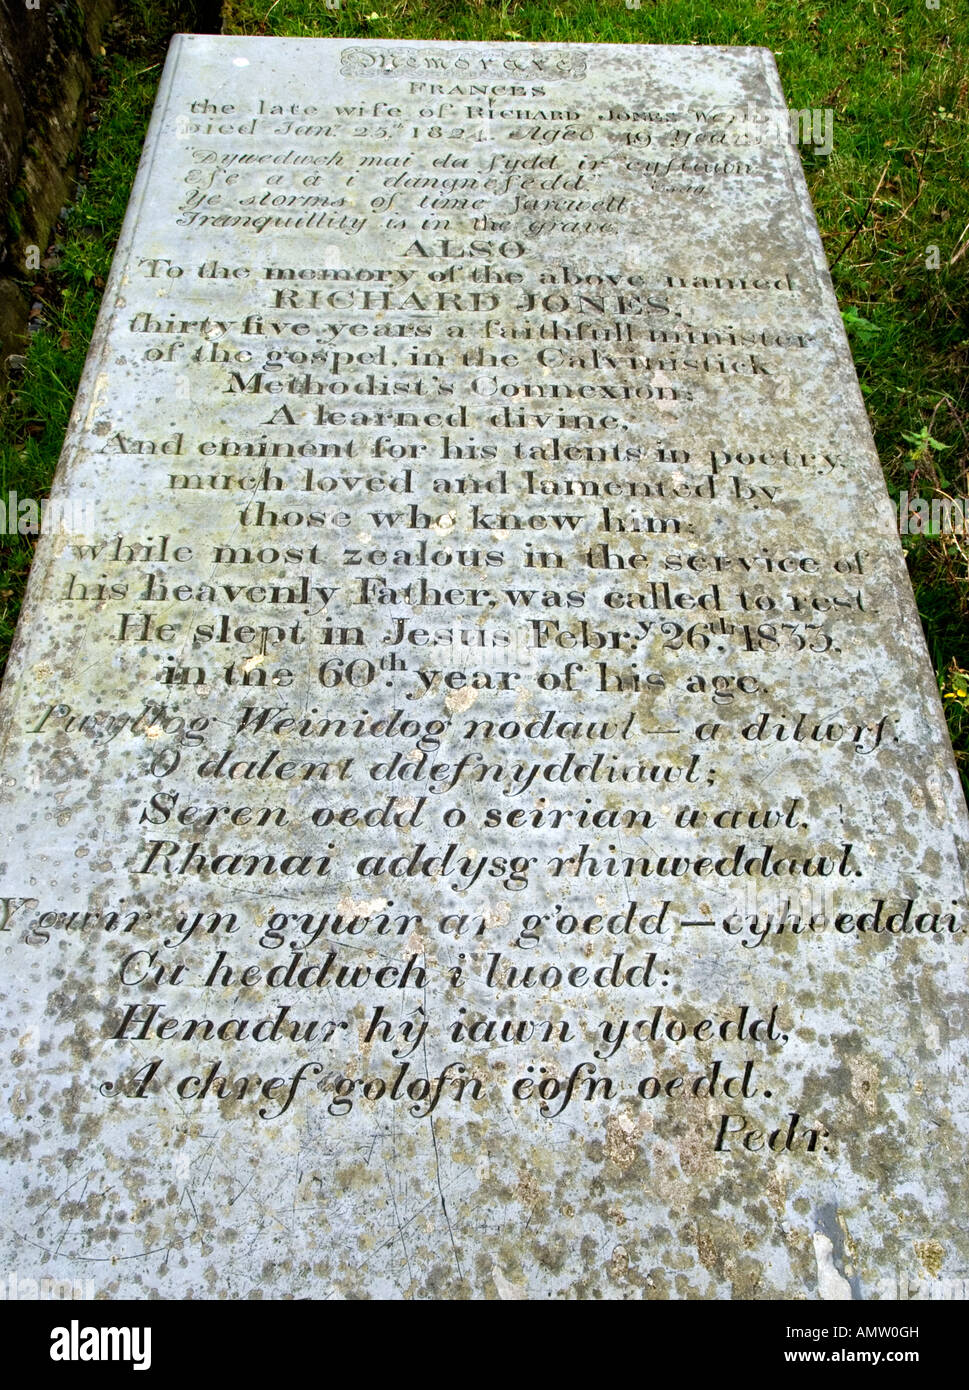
[0,35,967,1301]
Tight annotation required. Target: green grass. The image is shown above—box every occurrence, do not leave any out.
[2,0,968,788]
[0,0,185,655]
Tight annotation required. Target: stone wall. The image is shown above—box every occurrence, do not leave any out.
[0,1,223,368]
[0,0,116,364]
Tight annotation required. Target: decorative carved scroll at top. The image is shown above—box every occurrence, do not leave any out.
[340,45,587,80]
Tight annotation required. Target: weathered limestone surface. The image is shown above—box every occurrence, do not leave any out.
[0,36,966,1300]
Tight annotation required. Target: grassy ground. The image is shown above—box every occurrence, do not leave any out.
[2,0,967,787]
[0,0,190,665]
